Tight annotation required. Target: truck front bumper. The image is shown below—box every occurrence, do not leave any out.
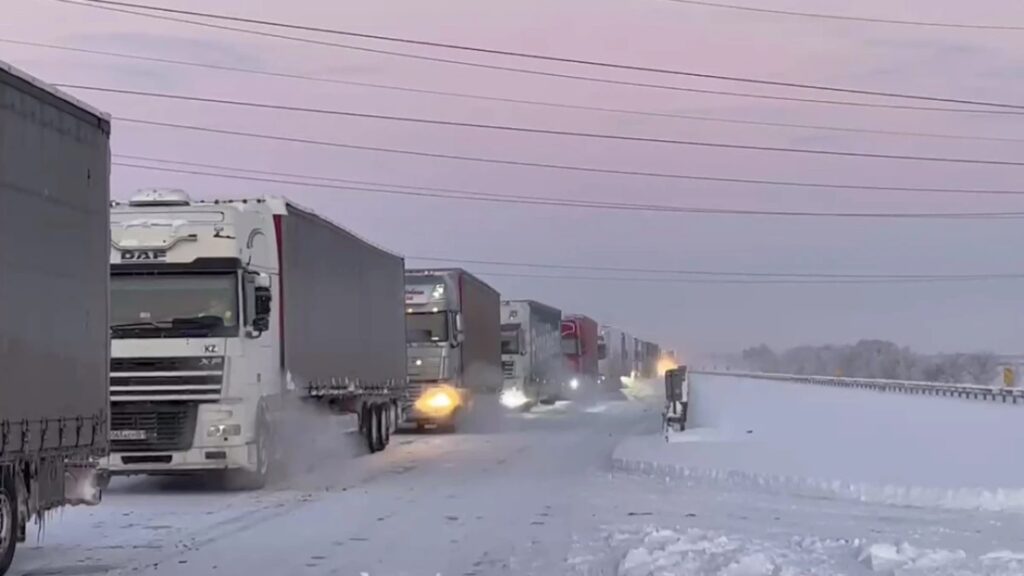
[102,443,256,476]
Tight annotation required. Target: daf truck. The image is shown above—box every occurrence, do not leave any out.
[560,314,600,397]
[1,60,110,575]
[405,269,501,429]
[105,191,407,488]
[499,300,563,409]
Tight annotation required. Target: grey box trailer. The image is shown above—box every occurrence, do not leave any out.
[457,270,502,394]
[276,201,408,451]
[0,60,110,574]
[277,202,407,392]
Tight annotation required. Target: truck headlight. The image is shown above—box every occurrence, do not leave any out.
[500,388,528,409]
[569,378,580,390]
[207,423,242,438]
[414,385,460,416]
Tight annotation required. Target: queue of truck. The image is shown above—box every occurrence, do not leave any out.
[0,59,670,574]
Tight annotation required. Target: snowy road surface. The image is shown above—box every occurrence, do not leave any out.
[10,380,1024,575]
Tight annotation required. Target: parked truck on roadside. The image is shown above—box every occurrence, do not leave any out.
[1,61,110,575]
[105,190,407,488]
[499,300,564,409]
[560,314,600,398]
[405,269,501,429]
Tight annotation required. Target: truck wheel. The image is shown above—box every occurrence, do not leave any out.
[365,404,380,453]
[375,404,388,450]
[380,404,392,448]
[225,413,271,490]
[0,468,17,576]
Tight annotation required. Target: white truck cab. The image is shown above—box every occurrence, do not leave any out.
[105,190,280,485]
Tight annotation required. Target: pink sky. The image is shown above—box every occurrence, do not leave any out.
[5,0,1024,355]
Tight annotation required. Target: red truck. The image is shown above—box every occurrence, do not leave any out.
[560,314,599,397]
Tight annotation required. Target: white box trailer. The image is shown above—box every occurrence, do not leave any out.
[599,325,634,389]
[106,192,407,487]
[500,300,563,408]
[0,60,110,574]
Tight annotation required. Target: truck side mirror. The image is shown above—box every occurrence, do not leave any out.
[245,272,272,337]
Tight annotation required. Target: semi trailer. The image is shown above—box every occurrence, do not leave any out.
[0,61,110,575]
[598,325,634,390]
[405,269,501,429]
[105,191,407,488]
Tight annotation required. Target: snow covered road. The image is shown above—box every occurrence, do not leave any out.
[11,380,1024,576]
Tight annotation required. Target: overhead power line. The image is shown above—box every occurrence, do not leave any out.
[67,0,1024,110]
[115,117,1024,197]
[64,85,1024,167]
[660,0,1024,31]
[7,39,1018,143]
[52,2,1024,117]
[408,255,1024,280]
[467,270,1024,286]
[113,157,1024,219]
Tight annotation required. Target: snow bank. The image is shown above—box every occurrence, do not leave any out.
[613,373,1024,511]
[616,527,1024,576]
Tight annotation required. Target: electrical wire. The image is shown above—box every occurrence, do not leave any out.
[659,0,1024,31]
[465,270,1024,285]
[50,0,1024,116]
[59,86,1024,167]
[407,255,1024,280]
[65,0,1024,110]
[113,117,1024,197]
[9,39,1015,143]
[113,159,1024,219]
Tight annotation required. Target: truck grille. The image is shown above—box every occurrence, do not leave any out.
[502,360,515,379]
[111,356,224,401]
[110,402,197,452]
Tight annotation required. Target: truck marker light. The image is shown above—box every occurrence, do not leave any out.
[415,359,423,366]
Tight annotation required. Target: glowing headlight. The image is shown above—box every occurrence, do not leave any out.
[569,378,580,390]
[500,388,528,409]
[414,385,461,416]
[427,392,453,408]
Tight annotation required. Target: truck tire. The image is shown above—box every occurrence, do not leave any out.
[225,413,271,490]
[380,404,391,448]
[0,468,17,576]
[375,404,388,450]
[365,404,380,453]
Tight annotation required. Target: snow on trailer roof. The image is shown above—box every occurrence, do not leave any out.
[0,58,111,122]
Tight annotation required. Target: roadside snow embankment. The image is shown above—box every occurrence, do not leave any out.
[616,527,1024,576]
[613,373,1024,511]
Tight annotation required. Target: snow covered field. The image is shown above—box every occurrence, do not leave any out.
[10,376,1024,575]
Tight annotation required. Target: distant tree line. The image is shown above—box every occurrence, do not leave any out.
[738,340,1001,385]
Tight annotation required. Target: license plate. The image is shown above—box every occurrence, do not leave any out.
[110,429,147,441]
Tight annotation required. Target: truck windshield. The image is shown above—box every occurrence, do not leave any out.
[562,334,581,356]
[111,273,239,339]
[501,324,521,355]
[407,312,449,343]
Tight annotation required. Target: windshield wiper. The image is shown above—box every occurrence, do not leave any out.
[110,320,169,332]
[170,315,225,327]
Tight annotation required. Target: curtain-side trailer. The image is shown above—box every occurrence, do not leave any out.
[0,60,110,575]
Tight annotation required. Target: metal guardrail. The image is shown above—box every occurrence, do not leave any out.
[692,370,1024,404]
